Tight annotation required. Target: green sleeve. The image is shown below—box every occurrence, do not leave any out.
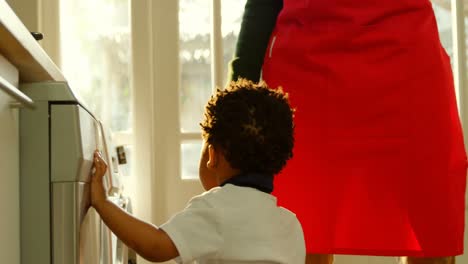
[227,0,283,83]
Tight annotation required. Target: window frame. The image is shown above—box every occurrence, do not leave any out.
[178,0,226,179]
[453,0,468,126]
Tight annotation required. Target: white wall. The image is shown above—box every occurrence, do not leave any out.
[6,0,60,66]
[5,0,39,32]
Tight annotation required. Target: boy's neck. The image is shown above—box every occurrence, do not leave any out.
[211,151,241,186]
[215,168,241,186]
[216,170,240,186]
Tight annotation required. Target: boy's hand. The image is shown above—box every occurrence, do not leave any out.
[88,150,179,262]
[91,150,108,209]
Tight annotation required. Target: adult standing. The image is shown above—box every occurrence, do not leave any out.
[229,1,467,263]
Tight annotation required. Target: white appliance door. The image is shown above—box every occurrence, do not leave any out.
[51,103,114,263]
[79,206,101,264]
[52,181,113,264]
[108,196,130,264]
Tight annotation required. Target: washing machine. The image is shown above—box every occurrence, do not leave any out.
[20,81,130,264]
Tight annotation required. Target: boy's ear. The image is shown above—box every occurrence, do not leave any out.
[206,144,217,169]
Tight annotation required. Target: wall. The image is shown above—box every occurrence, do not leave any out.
[5,0,39,32]
[6,0,60,66]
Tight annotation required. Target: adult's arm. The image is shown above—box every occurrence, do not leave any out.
[228,0,283,83]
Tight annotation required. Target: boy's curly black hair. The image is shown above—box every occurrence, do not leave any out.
[200,79,295,175]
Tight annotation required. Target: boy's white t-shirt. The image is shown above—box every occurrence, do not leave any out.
[160,184,306,264]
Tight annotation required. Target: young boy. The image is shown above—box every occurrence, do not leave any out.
[91,79,306,263]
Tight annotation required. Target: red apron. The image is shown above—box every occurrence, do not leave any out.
[263,0,467,256]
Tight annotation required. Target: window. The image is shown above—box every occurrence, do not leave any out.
[433,0,456,105]
[178,0,247,179]
[60,0,132,177]
[432,1,453,59]
[432,0,468,111]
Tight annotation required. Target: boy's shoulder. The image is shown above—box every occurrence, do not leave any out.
[191,186,223,200]
[187,185,232,206]
[187,185,301,227]
[188,184,292,214]
[191,184,263,200]
[182,186,223,209]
